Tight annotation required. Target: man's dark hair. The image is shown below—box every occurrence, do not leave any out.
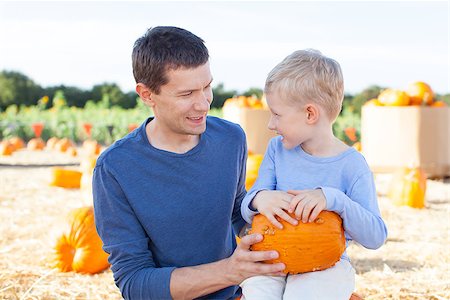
[132,26,209,94]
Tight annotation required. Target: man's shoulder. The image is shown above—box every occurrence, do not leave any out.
[206,116,246,139]
[96,124,144,168]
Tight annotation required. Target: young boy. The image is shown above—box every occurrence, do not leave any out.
[240,49,388,299]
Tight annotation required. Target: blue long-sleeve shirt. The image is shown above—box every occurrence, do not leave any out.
[241,136,387,256]
[93,116,247,300]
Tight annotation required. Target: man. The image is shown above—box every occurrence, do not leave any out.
[93,26,284,300]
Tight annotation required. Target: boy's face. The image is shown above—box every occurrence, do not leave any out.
[149,62,213,137]
[266,91,311,150]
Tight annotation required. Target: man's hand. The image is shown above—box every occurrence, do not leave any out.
[251,190,298,229]
[223,233,285,285]
[287,189,327,223]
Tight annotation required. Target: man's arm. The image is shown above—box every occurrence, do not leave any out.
[170,233,285,299]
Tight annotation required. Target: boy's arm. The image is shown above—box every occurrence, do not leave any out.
[231,140,248,235]
[321,172,388,249]
[240,139,277,223]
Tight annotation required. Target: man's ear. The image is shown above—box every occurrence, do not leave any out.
[136,83,155,107]
[305,104,320,124]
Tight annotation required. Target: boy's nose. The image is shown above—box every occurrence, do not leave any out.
[268,116,276,131]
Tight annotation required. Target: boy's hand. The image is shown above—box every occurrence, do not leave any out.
[251,190,298,229]
[287,189,327,223]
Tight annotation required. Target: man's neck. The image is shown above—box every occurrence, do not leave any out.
[146,120,200,154]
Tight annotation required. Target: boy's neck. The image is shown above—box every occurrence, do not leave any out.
[301,127,349,157]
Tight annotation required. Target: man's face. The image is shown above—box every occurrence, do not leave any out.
[151,62,213,136]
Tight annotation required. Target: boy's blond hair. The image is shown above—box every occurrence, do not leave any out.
[265,49,344,121]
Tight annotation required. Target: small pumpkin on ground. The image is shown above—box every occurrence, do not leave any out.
[27,138,45,150]
[1,140,15,156]
[245,154,264,190]
[55,138,74,152]
[8,137,25,150]
[82,139,101,155]
[250,211,346,274]
[50,168,82,188]
[52,206,110,274]
[388,167,426,208]
[46,137,60,149]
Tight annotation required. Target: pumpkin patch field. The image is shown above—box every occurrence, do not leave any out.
[0,148,448,299]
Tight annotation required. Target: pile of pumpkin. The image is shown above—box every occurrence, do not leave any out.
[49,155,111,274]
[365,81,447,107]
[223,95,268,109]
[0,136,102,157]
[0,137,26,156]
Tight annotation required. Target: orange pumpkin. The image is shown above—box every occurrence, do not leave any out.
[52,206,110,274]
[1,140,15,156]
[223,96,265,109]
[66,146,78,157]
[377,89,410,106]
[46,137,60,149]
[27,138,45,150]
[388,167,426,208]
[352,142,362,152]
[8,137,25,150]
[250,211,345,274]
[363,98,382,106]
[430,101,447,107]
[50,168,82,188]
[55,138,74,152]
[82,139,101,155]
[406,81,434,105]
[246,154,264,190]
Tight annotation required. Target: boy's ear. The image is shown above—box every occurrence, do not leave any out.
[136,83,155,107]
[305,104,320,124]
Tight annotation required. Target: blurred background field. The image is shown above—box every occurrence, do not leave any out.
[0,159,448,299]
[1,1,449,299]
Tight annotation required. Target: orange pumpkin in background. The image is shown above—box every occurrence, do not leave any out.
[8,137,25,150]
[363,98,383,106]
[388,167,427,208]
[55,138,74,152]
[52,206,110,274]
[250,211,346,274]
[1,140,15,156]
[245,154,264,190]
[430,101,447,107]
[377,89,410,106]
[406,81,434,105]
[27,138,45,150]
[50,168,82,188]
[46,137,60,149]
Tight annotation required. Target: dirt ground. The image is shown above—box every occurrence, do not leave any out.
[0,149,449,299]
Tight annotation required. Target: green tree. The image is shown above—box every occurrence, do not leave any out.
[350,85,385,115]
[0,70,44,109]
[91,83,128,107]
[211,83,237,108]
[243,87,263,99]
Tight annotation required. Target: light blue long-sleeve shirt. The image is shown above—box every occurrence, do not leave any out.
[241,136,387,255]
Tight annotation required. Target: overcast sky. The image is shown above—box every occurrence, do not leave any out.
[0,1,448,95]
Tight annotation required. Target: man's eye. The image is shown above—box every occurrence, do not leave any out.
[181,91,193,97]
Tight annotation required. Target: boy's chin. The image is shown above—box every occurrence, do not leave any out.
[280,137,298,150]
